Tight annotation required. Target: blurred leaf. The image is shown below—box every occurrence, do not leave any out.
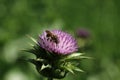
[40,64,51,71]
[63,66,74,74]
[26,35,37,44]
[61,53,91,62]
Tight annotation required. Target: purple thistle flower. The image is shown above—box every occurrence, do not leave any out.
[38,30,78,55]
[76,28,90,39]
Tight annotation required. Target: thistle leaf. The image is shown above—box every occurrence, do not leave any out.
[22,49,36,55]
[74,68,84,72]
[72,66,84,72]
[60,53,85,61]
[40,64,51,71]
[27,59,36,64]
[36,58,48,64]
[66,53,84,59]
[78,56,92,59]
[63,62,84,73]
[27,42,34,47]
[26,35,37,44]
[63,66,74,74]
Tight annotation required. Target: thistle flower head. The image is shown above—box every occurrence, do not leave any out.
[38,30,78,55]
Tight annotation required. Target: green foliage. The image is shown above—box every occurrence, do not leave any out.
[0,0,120,80]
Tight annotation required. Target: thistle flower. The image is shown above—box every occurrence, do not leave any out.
[38,30,78,55]
[25,30,90,80]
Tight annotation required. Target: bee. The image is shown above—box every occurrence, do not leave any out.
[45,30,59,44]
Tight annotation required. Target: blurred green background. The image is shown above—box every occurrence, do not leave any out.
[0,0,120,80]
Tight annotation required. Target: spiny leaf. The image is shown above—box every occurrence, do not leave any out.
[72,66,84,72]
[74,68,84,72]
[60,55,92,62]
[36,58,48,64]
[26,35,37,44]
[22,48,38,56]
[63,66,74,74]
[60,53,84,61]
[27,59,42,66]
[66,53,84,59]
[63,62,84,73]
[40,64,51,71]
[27,42,35,47]
[78,56,92,59]
[23,49,34,53]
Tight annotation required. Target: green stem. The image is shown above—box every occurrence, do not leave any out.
[48,77,53,80]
